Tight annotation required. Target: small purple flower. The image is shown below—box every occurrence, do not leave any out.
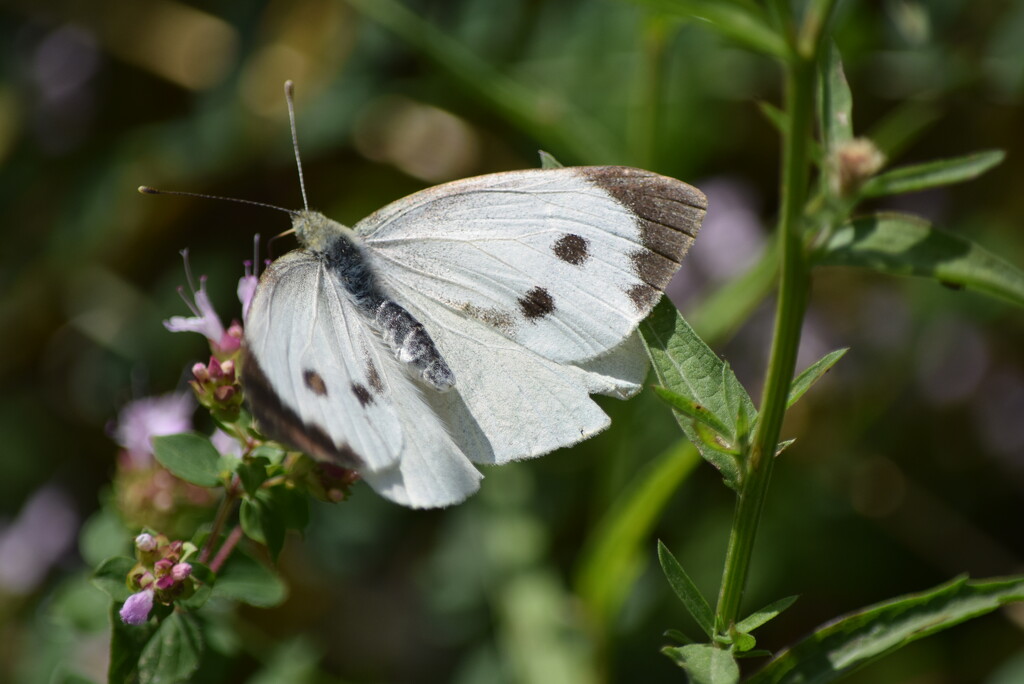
[113,392,194,467]
[164,249,227,345]
[120,589,155,625]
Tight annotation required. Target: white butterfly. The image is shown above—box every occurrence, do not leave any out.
[240,88,706,508]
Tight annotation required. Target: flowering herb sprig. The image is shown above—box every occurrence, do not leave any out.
[119,533,197,625]
[93,244,356,682]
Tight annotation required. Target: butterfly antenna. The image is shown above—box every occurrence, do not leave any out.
[138,186,296,215]
[284,80,309,212]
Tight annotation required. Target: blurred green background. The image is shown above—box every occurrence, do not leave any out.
[1,0,1023,682]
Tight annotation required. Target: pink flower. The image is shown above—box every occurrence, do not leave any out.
[238,260,259,321]
[120,589,154,625]
[113,392,194,467]
[164,250,227,343]
[171,562,192,582]
[165,246,261,352]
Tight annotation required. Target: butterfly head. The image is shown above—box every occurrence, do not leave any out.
[293,209,352,253]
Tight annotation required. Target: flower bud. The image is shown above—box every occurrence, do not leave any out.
[192,362,211,383]
[120,589,154,625]
[135,533,157,552]
[171,562,193,582]
[835,137,886,197]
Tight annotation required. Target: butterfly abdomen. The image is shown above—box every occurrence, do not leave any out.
[313,221,456,393]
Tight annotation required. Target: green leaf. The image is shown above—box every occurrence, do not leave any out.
[736,595,799,633]
[575,441,702,627]
[91,556,136,602]
[631,0,789,59]
[237,457,269,497]
[787,348,847,409]
[250,444,287,467]
[815,213,1024,307]
[137,613,202,684]
[240,498,266,545]
[151,433,223,487]
[652,386,734,438]
[538,150,564,169]
[641,300,754,489]
[240,491,289,559]
[819,42,853,155]
[266,485,310,532]
[212,550,287,608]
[748,575,1024,684]
[662,643,740,684]
[665,628,696,645]
[109,602,157,684]
[658,541,714,638]
[731,631,757,652]
[860,150,1005,198]
[756,100,787,136]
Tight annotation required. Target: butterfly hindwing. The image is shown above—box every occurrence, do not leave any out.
[243,250,482,507]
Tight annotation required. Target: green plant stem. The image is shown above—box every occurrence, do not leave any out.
[713,53,817,635]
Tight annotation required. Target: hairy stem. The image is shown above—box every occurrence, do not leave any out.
[713,16,827,633]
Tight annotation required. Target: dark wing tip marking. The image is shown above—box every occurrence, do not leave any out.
[579,166,707,314]
[518,286,555,320]
[578,165,706,256]
[351,382,373,407]
[241,348,363,468]
[626,282,661,311]
[303,369,328,396]
[552,233,590,266]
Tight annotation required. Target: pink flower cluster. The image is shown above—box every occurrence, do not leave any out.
[120,532,197,625]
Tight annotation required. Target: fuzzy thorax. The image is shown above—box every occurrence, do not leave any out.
[293,209,355,253]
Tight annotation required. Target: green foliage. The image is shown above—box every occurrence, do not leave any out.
[787,349,847,409]
[661,643,740,684]
[658,540,714,638]
[642,299,753,490]
[749,575,1024,683]
[817,213,1024,306]
[136,613,203,684]
[860,150,1006,198]
[211,551,288,608]
[151,434,224,488]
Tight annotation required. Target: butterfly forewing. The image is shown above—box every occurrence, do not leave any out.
[242,251,405,471]
[355,166,705,365]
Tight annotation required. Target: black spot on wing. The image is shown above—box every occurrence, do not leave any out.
[240,348,363,468]
[518,286,555,320]
[351,382,373,407]
[303,369,328,396]
[552,233,589,266]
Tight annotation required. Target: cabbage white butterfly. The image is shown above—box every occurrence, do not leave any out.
[171,83,705,508]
